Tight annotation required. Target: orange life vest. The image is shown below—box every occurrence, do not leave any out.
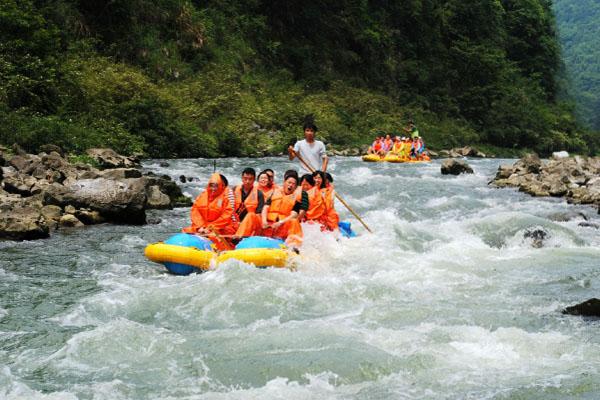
[257,184,275,200]
[234,185,259,215]
[189,174,233,229]
[267,188,301,222]
[305,187,326,220]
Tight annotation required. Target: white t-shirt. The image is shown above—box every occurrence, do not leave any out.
[293,139,327,172]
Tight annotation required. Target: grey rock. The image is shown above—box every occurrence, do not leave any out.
[38,144,65,156]
[100,168,143,180]
[159,161,170,167]
[146,185,172,209]
[2,174,37,197]
[43,178,147,224]
[86,148,139,169]
[75,209,105,225]
[441,159,474,175]
[64,205,76,214]
[524,227,548,248]
[59,214,84,228]
[547,211,587,222]
[41,205,62,222]
[562,298,600,317]
[0,196,49,240]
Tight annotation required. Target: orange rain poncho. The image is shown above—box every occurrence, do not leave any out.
[182,173,238,236]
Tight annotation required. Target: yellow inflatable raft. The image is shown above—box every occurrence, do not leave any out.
[144,234,291,275]
[361,154,430,163]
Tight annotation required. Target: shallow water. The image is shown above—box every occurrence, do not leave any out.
[1,157,599,399]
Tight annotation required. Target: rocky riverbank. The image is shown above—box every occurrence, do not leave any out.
[490,153,600,213]
[0,146,191,241]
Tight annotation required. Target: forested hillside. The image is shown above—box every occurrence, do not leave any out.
[554,0,600,131]
[0,0,596,157]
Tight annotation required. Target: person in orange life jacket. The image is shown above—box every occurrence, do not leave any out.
[261,171,306,247]
[410,136,424,158]
[257,169,277,199]
[182,173,238,236]
[390,136,402,154]
[299,173,328,230]
[314,170,340,231]
[367,136,384,155]
[264,168,276,188]
[233,167,265,237]
[382,134,393,153]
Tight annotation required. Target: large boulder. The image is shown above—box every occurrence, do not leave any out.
[514,153,542,174]
[2,173,38,197]
[43,178,147,224]
[0,196,49,240]
[441,159,474,175]
[86,148,139,169]
[8,154,41,174]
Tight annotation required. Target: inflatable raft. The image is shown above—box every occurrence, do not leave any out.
[361,154,430,163]
[145,233,290,275]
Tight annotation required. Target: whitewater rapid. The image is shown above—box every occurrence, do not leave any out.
[1,157,599,399]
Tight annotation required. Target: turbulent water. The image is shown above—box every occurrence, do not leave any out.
[1,157,600,399]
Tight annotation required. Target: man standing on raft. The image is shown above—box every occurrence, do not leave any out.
[288,121,328,173]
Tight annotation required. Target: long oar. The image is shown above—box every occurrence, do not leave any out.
[206,227,234,250]
[291,149,373,233]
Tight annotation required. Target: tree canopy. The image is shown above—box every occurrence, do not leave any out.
[0,0,596,157]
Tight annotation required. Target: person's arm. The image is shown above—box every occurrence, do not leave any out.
[319,142,328,172]
[189,194,206,231]
[295,190,309,221]
[262,196,271,228]
[321,155,329,173]
[255,190,265,214]
[288,142,299,160]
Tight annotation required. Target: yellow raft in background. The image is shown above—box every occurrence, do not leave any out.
[362,154,431,163]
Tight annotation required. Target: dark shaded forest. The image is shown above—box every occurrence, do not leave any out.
[1,0,597,157]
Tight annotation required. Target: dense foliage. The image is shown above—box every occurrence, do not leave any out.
[0,0,596,157]
[553,0,600,131]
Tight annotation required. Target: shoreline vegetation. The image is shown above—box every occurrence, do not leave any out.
[1,1,598,160]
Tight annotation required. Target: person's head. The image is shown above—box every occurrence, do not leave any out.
[325,172,334,186]
[284,169,298,183]
[264,168,274,184]
[312,170,326,189]
[257,171,269,187]
[207,173,225,198]
[241,167,255,189]
[303,122,318,142]
[283,175,298,194]
[300,174,314,191]
[385,134,391,140]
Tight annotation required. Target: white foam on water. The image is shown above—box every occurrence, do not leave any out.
[0,366,78,400]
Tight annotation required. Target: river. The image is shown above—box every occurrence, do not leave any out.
[1,157,599,399]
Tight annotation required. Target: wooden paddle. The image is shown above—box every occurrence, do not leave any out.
[289,148,373,233]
